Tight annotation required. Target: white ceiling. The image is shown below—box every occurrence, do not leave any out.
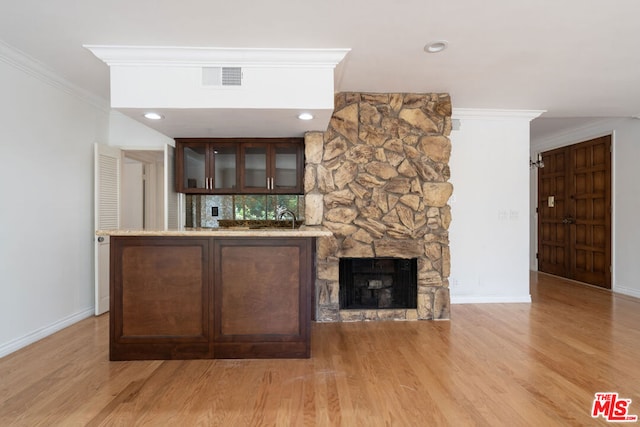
[2,0,640,138]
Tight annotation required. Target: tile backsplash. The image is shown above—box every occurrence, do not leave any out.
[185,194,305,228]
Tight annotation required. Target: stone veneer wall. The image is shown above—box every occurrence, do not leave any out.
[304,93,453,321]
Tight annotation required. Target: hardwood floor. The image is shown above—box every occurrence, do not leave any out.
[1,272,639,426]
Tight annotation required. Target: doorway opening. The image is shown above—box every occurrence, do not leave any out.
[121,150,165,230]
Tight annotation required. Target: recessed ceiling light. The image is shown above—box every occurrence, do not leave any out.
[424,40,449,53]
[298,113,314,121]
[143,112,163,120]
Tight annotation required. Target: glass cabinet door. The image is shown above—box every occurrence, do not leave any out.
[177,139,302,194]
[182,145,207,190]
[212,145,237,191]
[242,145,268,192]
[273,145,300,191]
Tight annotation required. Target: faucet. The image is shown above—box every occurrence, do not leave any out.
[276,206,297,229]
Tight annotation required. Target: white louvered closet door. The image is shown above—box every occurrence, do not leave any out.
[94,143,121,315]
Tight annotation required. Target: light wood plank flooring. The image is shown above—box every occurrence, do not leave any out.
[1,272,639,426]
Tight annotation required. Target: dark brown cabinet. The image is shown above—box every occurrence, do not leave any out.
[109,235,314,360]
[175,138,303,194]
[175,139,239,194]
[213,238,312,358]
[240,141,304,194]
[110,236,213,360]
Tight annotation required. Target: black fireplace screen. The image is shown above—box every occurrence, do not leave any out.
[339,258,417,309]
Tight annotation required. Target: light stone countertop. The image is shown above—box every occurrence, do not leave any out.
[96,225,332,238]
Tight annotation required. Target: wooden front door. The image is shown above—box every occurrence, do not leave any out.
[537,136,612,288]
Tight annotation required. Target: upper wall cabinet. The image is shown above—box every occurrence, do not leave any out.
[240,141,303,194]
[175,138,304,194]
[175,139,239,194]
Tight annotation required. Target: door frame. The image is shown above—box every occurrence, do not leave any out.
[531,131,614,288]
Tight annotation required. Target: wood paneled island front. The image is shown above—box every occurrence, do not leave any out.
[99,227,330,360]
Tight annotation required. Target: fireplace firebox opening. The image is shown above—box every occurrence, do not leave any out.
[339,258,417,310]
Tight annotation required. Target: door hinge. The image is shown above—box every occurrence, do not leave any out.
[536,207,538,213]
[536,253,539,259]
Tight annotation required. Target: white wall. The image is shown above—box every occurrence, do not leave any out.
[0,42,174,357]
[449,109,543,303]
[0,49,109,357]
[530,118,640,299]
[108,110,174,149]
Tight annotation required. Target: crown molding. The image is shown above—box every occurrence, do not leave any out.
[531,117,624,150]
[0,40,108,111]
[84,45,351,68]
[453,108,545,121]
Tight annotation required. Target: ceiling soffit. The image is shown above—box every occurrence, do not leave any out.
[85,46,351,137]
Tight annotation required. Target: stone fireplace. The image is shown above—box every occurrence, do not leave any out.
[304,92,452,321]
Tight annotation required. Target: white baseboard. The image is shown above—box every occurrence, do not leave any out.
[451,295,532,304]
[614,285,640,299]
[0,307,94,358]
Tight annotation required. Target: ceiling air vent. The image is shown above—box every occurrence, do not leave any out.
[202,67,242,86]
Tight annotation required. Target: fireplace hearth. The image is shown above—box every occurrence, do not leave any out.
[340,258,417,309]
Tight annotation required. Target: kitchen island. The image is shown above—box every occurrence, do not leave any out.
[97,226,331,360]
